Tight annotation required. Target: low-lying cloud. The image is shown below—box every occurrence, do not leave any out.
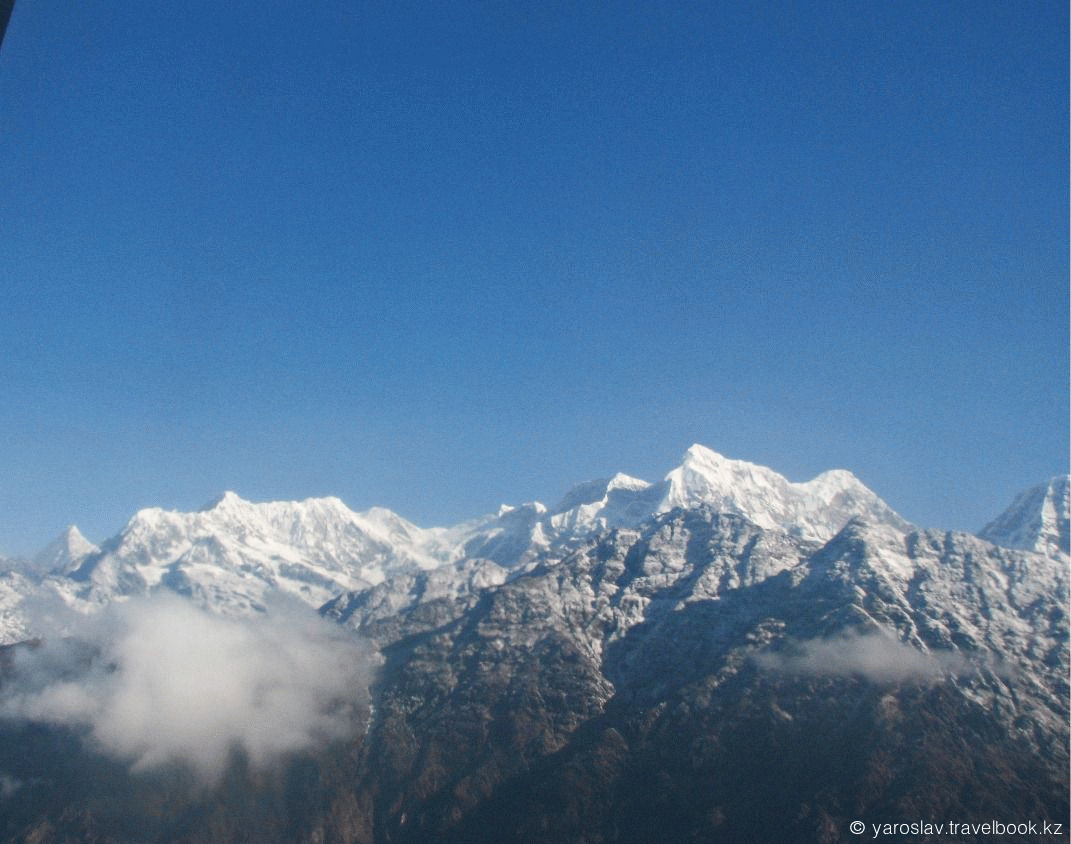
[757,632,970,683]
[1,594,373,783]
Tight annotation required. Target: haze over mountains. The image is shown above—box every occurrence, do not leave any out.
[0,445,1066,843]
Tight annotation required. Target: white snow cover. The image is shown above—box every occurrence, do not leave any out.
[657,444,910,541]
[0,571,36,643]
[54,492,450,619]
[548,473,662,537]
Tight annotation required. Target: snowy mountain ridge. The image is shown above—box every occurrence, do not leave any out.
[60,490,445,614]
[0,445,1065,644]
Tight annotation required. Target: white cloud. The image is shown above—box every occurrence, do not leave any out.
[1,593,374,784]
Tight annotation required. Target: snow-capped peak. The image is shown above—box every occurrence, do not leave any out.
[606,472,652,492]
[8,445,914,638]
[30,525,100,576]
[199,490,246,512]
[447,446,909,560]
[803,468,863,497]
[979,476,1070,556]
[545,472,658,538]
[658,444,908,542]
[661,445,783,511]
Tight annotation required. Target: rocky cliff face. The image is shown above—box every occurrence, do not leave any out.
[324,509,1067,844]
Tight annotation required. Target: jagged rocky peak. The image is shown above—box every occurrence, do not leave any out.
[979,475,1070,556]
[539,445,912,548]
[661,444,804,515]
[545,472,662,539]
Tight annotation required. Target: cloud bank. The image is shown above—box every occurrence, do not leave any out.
[757,632,969,683]
[1,594,373,783]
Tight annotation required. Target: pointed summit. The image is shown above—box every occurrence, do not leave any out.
[661,445,782,514]
[32,525,100,575]
[199,490,248,512]
[979,476,1070,556]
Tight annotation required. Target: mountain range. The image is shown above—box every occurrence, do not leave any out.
[0,445,930,636]
[0,444,1066,843]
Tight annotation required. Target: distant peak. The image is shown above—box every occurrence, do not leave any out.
[979,475,1070,555]
[681,443,727,465]
[199,491,246,512]
[804,468,866,498]
[493,501,547,519]
[1048,475,1070,496]
[812,468,858,484]
[53,524,95,550]
[676,444,768,477]
[606,472,652,492]
[552,473,652,514]
[32,523,100,575]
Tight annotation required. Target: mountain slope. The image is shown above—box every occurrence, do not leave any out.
[329,511,1067,843]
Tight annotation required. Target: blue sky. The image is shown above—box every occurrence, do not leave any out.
[0,0,1066,554]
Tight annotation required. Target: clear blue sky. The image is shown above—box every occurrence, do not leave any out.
[0,0,1067,555]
